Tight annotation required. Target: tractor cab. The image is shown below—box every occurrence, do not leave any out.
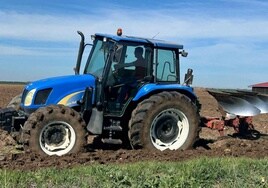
[80,29,192,118]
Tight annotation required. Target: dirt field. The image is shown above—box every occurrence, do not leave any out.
[0,84,267,170]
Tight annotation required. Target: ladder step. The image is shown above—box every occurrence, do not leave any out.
[103,125,122,131]
[102,138,122,145]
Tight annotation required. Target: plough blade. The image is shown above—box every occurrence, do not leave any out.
[207,89,264,116]
[257,94,268,109]
[235,91,268,114]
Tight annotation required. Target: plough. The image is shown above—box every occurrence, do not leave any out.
[202,89,268,139]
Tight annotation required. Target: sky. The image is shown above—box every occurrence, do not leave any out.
[0,0,268,89]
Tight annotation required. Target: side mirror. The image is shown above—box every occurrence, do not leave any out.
[183,68,193,86]
[180,50,188,57]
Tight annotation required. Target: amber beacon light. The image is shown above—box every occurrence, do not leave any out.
[117,28,122,36]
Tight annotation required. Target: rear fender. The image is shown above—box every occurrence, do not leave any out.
[133,83,197,102]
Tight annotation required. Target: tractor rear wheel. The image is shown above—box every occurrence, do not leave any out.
[22,105,86,156]
[128,91,200,151]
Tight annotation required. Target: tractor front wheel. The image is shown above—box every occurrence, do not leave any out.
[128,91,200,151]
[22,105,86,156]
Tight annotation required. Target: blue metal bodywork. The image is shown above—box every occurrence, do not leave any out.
[95,33,184,49]
[133,84,196,101]
[21,74,96,113]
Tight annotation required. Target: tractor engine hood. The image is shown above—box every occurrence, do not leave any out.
[21,74,96,114]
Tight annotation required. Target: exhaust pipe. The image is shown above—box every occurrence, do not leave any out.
[74,31,85,75]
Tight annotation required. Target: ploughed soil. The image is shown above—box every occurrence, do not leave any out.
[0,84,267,170]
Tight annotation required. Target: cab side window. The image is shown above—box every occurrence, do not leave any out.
[155,49,177,82]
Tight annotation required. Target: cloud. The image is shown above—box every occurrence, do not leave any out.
[0,9,268,43]
[0,44,76,56]
[0,45,33,55]
[0,11,77,42]
[0,4,267,88]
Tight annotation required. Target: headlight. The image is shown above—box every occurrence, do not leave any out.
[24,89,36,106]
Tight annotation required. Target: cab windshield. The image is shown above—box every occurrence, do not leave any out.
[84,38,114,78]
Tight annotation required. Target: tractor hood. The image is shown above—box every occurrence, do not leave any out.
[22,74,96,113]
[25,74,95,91]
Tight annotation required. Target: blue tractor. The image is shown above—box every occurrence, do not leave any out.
[0,29,200,156]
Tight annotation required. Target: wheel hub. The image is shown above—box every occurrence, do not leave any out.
[40,121,76,155]
[43,125,66,145]
[151,108,189,151]
[155,117,179,143]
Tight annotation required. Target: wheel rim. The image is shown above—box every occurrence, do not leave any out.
[150,108,190,151]
[39,121,76,156]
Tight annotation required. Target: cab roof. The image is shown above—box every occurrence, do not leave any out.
[95,33,184,49]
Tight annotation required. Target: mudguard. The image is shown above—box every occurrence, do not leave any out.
[133,83,197,101]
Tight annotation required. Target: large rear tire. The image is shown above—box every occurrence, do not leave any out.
[22,105,86,156]
[128,91,200,151]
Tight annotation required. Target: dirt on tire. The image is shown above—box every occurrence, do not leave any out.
[128,91,199,150]
[22,105,87,156]
[0,84,267,170]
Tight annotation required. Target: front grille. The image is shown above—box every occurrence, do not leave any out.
[34,88,52,105]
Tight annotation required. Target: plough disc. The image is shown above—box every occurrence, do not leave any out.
[207,89,264,116]
[226,90,268,114]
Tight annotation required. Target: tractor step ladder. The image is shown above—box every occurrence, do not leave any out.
[102,138,123,145]
[103,125,123,132]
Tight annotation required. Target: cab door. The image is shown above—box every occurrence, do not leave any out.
[104,43,152,114]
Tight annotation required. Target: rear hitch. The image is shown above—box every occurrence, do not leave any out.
[230,116,261,140]
[201,115,261,140]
